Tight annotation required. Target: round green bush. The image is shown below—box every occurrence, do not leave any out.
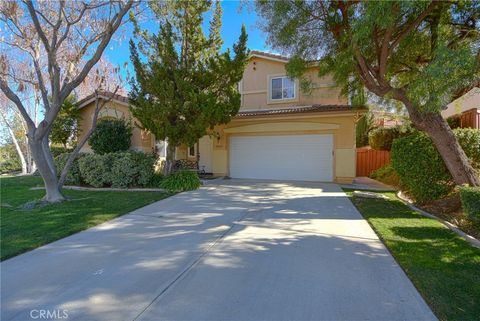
[391,129,480,204]
[54,153,83,185]
[160,170,201,192]
[88,119,132,154]
[78,154,110,187]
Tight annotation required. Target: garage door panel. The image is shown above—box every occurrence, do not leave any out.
[229,134,333,182]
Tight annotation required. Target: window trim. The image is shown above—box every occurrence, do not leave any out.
[267,74,299,104]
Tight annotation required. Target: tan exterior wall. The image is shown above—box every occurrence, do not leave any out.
[240,57,347,110]
[207,112,358,183]
[442,87,480,118]
[78,100,154,153]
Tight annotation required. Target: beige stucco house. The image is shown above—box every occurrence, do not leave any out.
[77,51,365,183]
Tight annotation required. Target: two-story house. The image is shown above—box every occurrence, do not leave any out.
[77,51,365,183]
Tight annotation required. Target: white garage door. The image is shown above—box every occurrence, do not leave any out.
[229,134,333,182]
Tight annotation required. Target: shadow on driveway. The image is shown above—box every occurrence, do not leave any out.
[1,179,437,321]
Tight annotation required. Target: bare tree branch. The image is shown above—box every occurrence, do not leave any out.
[0,78,35,129]
[58,86,119,187]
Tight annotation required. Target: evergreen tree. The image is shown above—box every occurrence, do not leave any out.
[129,1,248,173]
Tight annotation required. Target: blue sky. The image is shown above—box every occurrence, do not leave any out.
[104,1,270,82]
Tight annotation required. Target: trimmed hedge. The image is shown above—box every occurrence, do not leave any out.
[78,153,110,187]
[73,151,155,188]
[110,153,137,188]
[391,129,480,203]
[459,186,480,221]
[54,153,83,185]
[160,170,201,192]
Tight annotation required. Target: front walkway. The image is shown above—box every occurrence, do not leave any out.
[1,180,435,321]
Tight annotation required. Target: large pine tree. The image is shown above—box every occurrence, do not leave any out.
[129,1,248,173]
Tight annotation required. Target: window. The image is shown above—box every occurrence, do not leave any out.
[188,145,196,157]
[271,76,295,100]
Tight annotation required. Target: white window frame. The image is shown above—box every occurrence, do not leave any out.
[270,76,296,101]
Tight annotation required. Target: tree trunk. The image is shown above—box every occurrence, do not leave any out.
[419,113,480,186]
[164,143,176,175]
[390,90,480,186]
[29,135,65,202]
[8,125,28,174]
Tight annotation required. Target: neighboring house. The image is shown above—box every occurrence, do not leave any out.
[442,87,480,129]
[77,51,365,183]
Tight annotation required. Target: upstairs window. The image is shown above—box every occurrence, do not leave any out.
[271,76,295,100]
[188,145,196,157]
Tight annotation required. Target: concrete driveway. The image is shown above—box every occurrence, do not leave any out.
[1,180,436,321]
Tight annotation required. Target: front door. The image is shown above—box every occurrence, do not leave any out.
[198,135,213,174]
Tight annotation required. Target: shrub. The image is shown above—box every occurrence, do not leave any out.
[368,126,412,151]
[50,146,73,157]
[160,170,201,192]
[459,186,480,221]
[447,115,461,129]
[453,128,480,168]
[78,153,110,187]
[88,119,132,154]
[0,158,21,174]
[0,144,21,173]
[369,164,400,187]
[148,173,164,188]
[391,129,479,204]
[54,153,83,185]
[110,152,137,188]
[391,132,453,203]
[130,151,155,186]
[76,151,156,188]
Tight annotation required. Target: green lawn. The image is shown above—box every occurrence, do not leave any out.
[0,175,172,261]
[345,189,480,321]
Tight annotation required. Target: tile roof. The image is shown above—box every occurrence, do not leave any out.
[250,50,290,61]
[76,91,129,109]
[76,92,364,118]
[235,105,364,118]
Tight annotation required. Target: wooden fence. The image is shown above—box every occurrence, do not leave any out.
[356,147,390,177]
[460,108,480,129]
